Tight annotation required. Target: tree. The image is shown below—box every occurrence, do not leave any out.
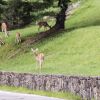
[43,0,54,5]
[54,0,71,29]
[0,0,4,13]
[2,0,32,29]
[23,0,71,45]
[0,0,5,20]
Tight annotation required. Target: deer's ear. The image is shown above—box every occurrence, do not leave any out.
[35,48,38,51]
[31,48,34,52]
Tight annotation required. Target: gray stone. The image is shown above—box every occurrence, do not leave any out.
[0,71,100,100]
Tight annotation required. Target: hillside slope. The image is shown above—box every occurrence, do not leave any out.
[0,0,100,76]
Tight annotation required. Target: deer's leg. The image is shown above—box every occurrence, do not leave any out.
[4,29,8,37]
[17,40,19,44]
[19,38,21,43]
[40,59,44,70]
[1,28,4,32]
[18,38,20,44]
[39,61,42,70]
[15,37,18,44]
[36,60,40,70]
[15,38,19,44]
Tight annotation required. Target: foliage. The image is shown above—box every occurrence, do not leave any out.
[0,0,6,20]
[0,0,71,29]
[1,0,32,29]
[43,0,54,5]
[71,0,80,2]
[0,0,100,76]
[0,0,56,28]
[54,0,71,29]
[0,0,3,13]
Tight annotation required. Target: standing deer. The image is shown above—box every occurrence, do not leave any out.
[1,22,9,37]
[31,48,44,70]
[36,21,51,31]
[15,32,21,44]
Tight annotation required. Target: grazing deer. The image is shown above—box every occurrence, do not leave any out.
[0,37,5,47]
[15,32,21,44]
[31,48,44,70]
[1,22,9,37]
[36,21,51,31]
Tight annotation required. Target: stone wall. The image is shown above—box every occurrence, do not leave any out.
[0,72,100,100]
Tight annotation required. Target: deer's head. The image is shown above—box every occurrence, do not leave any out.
[35,21,38,25]
[31,48,38,53]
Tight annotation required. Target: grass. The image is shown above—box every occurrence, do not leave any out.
[66,0,100,29]
[0,0,99,99]
[0,0,100,75]
[0,85,81,100]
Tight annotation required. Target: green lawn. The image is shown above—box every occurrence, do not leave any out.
[0,0,100,76]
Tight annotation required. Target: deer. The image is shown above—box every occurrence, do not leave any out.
[31,48,44,70]
[0,37,5,47]
[15,32,21,44]
[36,21,51,31]
[1,22,9,37]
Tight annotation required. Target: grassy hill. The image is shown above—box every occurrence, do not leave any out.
[0,0,100,76]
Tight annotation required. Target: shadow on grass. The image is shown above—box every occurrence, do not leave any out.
[66,19,100,33]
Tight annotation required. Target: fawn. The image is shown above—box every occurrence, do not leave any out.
[1,22,9,37]
[15,32,21,44]
[36,21,51,31]
[31,48,44,70]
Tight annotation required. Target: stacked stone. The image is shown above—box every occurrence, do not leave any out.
[0,72,100,100]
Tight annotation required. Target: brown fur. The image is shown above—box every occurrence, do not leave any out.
[15,32,21,44]
[36,21,51,31]
[1,22,9,37]
[31,48,44,70]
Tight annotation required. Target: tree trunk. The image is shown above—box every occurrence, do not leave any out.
[23,0,70,45]
[54,0,69,30]
[54,8,67,29]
